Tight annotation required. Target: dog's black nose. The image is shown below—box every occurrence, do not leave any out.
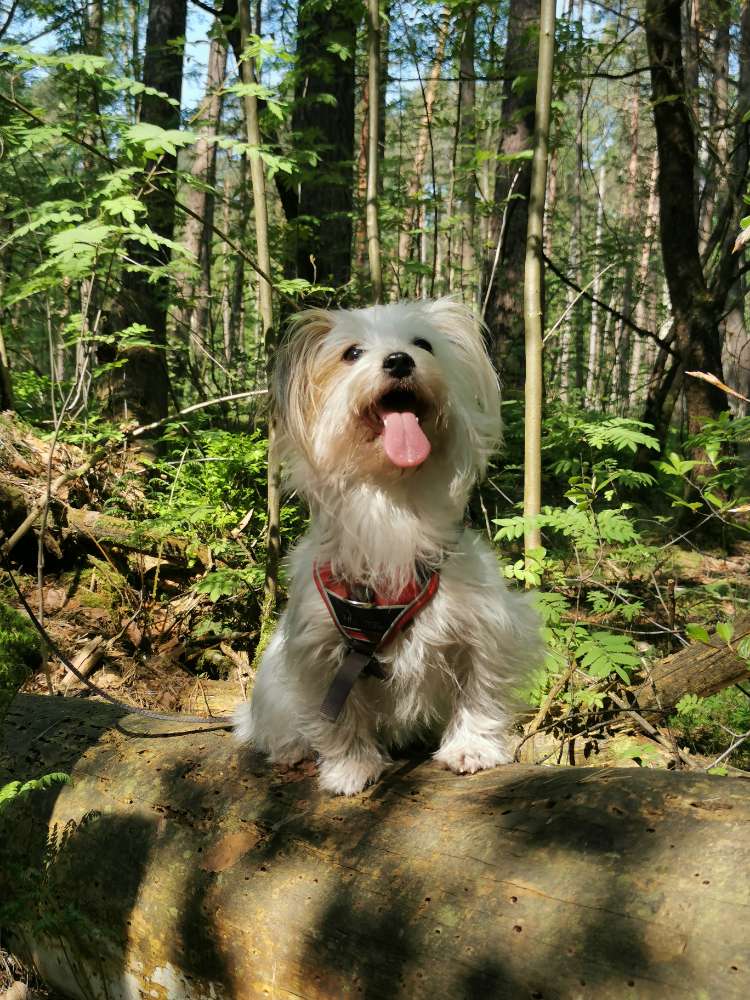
[383,351,415,379]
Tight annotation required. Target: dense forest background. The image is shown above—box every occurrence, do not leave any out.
[1,0,750,803]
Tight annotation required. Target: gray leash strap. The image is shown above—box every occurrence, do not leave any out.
[319,649,378,722]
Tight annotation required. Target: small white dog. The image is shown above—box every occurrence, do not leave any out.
[234,299,541,795]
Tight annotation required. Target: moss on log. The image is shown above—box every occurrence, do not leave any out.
[1,694,750,999]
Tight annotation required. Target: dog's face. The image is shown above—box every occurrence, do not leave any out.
[274,299,501,496]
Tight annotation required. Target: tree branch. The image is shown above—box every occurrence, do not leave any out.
[543,252,680,357]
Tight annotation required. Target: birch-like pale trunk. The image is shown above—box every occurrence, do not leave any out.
[230,156,249,374]
[457,4,477,303]
[543,145,558,259]
[397,6,451,288]
[628,153,659,405]
[366,0,384,302]
[561,0,583,401]
[178,34,227,371]
[238,3,280,610]
[698,5,728,255]
[523,0,555,559]
[585,165,605,408]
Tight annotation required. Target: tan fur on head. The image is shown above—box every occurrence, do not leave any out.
[273,308,335,460]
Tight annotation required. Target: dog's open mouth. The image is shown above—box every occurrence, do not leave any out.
[366,388,431,468]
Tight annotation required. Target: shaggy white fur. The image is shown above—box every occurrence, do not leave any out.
[234,298,542,795]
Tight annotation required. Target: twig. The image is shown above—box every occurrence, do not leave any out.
[481,168,522,319]
[543,263,615,342]
[130,389,268,438]
[543,251,679,356]
[607,690,695,768]
[705,728,750,771]
[685,370,750,405]
[526,661,577,737]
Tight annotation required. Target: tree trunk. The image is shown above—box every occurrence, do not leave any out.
[396,6,451,293]
[456,3,477,304]
[482,0,539,382]
[2,694,750,999]
[713,0,750,418]
[280,0,360,289]
[100,0,188,424]
[353,79,370,280]
[365,0,383,302]
[585,165,606,408]
[628,153,659,406]
[230,154,249,373]
[644,0,727,451]
[612,84,640,410]
[634,614,750,715]
[523,0,554,558]
[237,0,279,611]
[176,34,227,372]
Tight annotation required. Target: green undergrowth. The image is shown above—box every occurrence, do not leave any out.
[670,688,750,770]
[0,600,41,723]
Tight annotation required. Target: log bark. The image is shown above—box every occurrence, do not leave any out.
[634,615,750,714]
[0,485,211,569]
[2,693,750,1000]
[64,506,209,565]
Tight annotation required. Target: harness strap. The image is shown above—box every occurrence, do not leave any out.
[314,562,440,721]
[319,650,377,722]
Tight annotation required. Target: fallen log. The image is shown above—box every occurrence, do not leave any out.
[1,694,749,1000]
[0,482,211,568]
[634,615,750,714]
[63,506,212,568]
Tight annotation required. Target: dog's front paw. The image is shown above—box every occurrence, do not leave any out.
[318,754,386,796]
[434,738,513,775]
[269,741,313,767]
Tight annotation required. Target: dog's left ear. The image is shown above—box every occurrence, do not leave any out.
[273,308,335,451]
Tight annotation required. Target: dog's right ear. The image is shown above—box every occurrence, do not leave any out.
[273,308,335,441]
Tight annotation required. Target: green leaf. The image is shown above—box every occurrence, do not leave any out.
[575,631,640,683]
[0,772,70,811]
[685,623,711,644]
[715,622,734,644]
[675,693,701,717]
[101,195,146,224]
[124,123,198,157]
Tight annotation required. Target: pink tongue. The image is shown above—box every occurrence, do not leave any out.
[381,411,431,468]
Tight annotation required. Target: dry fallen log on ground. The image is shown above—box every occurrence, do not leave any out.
[2,694,750,999]
[63,506,212,568]
[0,481,211,568]
[634,615,750,714]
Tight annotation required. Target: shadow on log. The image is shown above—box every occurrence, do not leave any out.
[1,693,750,999]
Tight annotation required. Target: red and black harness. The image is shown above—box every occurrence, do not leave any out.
[313,562,440,721]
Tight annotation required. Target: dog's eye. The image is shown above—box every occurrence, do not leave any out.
[342,345,364,363]
[413,338,433,354]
